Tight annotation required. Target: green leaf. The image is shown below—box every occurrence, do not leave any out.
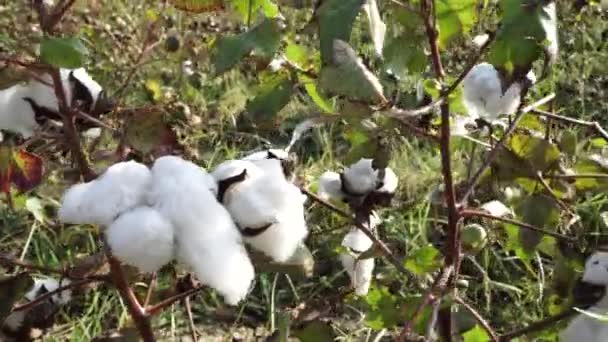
[299,74,335,114]
[144,79,162,102]
[488,0,553,75]
[319,40,386,104]
[574,156,608,191]
[405,244,442,275]
[363,286,403,330]
[211,18,282,75]
[462,325,490,342]
[0,273,34,323]
[383,34,427,78]
[293,319,335,341]
[436,0,477,48]
[317,0,365,65]
[509,134,560,173]
[285,42,310,69]
[513,195,559,253]
[231,0,279,22]
[40,37,88,68]
[559,131,577,156]
[245,73,294,126]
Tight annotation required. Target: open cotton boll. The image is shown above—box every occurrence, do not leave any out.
[25,277,72,305]
[318,171,346,201]
[106,206,175,273]
[0,85,41,137]
[340,212,380,295]
[377,167,398,194]
[243,148,289,161]
[58,161,151,226]
[342,158,378,196]
[148,156,254,305]
[561,252,608,342]
[239,183,309,262]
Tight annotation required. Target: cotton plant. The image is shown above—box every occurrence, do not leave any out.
[561,251,608,342]
[339,212,382,295]
[0,68,107,138]
[212,154,309,263]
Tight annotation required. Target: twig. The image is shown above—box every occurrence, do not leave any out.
[145,286,204,316]
[144,273,157,308]
[0,254,102,280]
[453,295,499,342]
[43,0,77,33]
[458,93,556,206]
[460,209,577,242]
[531,109,608,142]
[543,173,608,179]
[12,277,107,312]
[498,308,576,341]
[534,172,570,212]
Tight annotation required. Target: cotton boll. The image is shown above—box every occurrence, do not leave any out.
[148,156,254,305]
[377,167,398,194]
[342,158,378,196]
[582,252,608,286]
[106,206,175,273]
[340,254,375,296]
[243,149,292,178]
[211,159,263,184]
[462,63,503,120]
[0,84,42,137]
[472,33,489,47]
[25,277,72,305]
[240,183,309,262]
[58,161,151,226]
[318,171,346,201]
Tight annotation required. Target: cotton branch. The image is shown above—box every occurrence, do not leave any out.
[531,109,608,142]
[498,308,576,341]
[460,209,576,242]
[453,295,499,342]
[12,277,107,312]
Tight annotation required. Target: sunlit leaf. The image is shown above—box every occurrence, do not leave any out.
[299,74,335,114]
[40,36,88,69]
[144,79,162,103]
[436,0,477,48]
[404,244,442,275]
[462,325,490,342]
[363,286,403,330]
[231,0,279,22]
[25,197,45,223]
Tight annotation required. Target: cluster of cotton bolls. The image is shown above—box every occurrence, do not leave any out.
[561,251,608,342]
[58,150,308,305]
[318,158,399,295]
[0,68,107,138]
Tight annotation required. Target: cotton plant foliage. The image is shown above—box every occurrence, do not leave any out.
[0,68,103,138]
[561,252,608,342]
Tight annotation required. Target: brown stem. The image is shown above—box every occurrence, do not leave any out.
[43,0,77,33]
[460,209,576,242]
[458,93,556,206]
[49,69,97,181]
[12,277,106,311]
[498,308,576,341]
[144,273,157,308]
[453,295,499,342]
[543,173,608,179]
[105,248,155,342]
[184,296,198,342]
[146,286,204,316]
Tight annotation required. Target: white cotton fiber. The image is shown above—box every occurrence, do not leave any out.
[106,206,175,273]
[340,212,381,295]
[211,159,262,184]
[0,84,40,137]
[58,161,151,226]
[25,277,72,305]
[243,148,289,161]
[377,167,398,194]
[147,156,254,305]
[342,158,378,196]
[318,171,346,201]
[462,63,535,122]
[561,252,608,342]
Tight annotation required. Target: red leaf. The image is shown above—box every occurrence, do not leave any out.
[10,150,43,192]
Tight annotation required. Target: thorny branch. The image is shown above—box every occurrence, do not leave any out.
[453,295,499,342]
[531,108,608,142]
[12,277,107,312]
